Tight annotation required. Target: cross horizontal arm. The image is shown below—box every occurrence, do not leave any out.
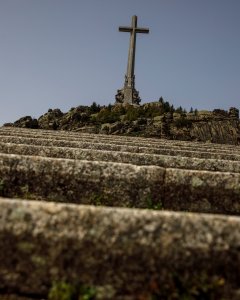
[119,26,149,34]
[119,26,132,32]
[135,28,149,34]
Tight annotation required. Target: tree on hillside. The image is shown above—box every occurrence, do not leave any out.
[163,101,170,113]
[159,96,164,104]
[158,97,174,113]
[170,105,175,113]
[89,102,101,113]
[175,106,183,114]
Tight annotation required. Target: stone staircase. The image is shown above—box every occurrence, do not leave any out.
[0,127,240,299]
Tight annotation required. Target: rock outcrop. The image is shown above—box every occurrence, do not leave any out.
[4,102,240,145]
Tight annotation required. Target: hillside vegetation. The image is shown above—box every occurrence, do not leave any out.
[4,98,240,144]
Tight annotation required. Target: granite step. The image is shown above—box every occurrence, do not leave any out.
[0,198,240,299]
[1,127,240,151]
[1,127,240,299]
[1,142,240,173]
[0,153,240,214]
[1,135,240,161]
[0,153,163,209]
[1,133,240,156]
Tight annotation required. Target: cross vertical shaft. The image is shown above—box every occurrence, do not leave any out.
[126,15,137,87]
[116,16,149,105]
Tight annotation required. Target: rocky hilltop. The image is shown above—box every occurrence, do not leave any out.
[4,99,240,145]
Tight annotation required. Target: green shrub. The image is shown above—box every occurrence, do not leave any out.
[146,108,163,118]
[174,117,192,128]
[124,106,143,121]
[48,282,96,300]
[146,196,163,210]
[48,282,78,300]
[95,109,120,124]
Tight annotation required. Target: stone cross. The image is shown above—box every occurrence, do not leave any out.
[116,16,149,105]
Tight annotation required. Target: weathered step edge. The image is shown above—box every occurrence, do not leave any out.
[1,154,240,214]
[1,126,240,150]
[1,130,240,155]
[1,135,240,161]
[2,142,240,173]
[0,198,240,299]
[0,153,164,209]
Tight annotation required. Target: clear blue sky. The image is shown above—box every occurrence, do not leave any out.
[0,0,240,125]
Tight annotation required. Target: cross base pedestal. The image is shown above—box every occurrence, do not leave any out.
[115,87,141,105]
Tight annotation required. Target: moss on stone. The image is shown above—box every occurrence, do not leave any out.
[48,282,96,300]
